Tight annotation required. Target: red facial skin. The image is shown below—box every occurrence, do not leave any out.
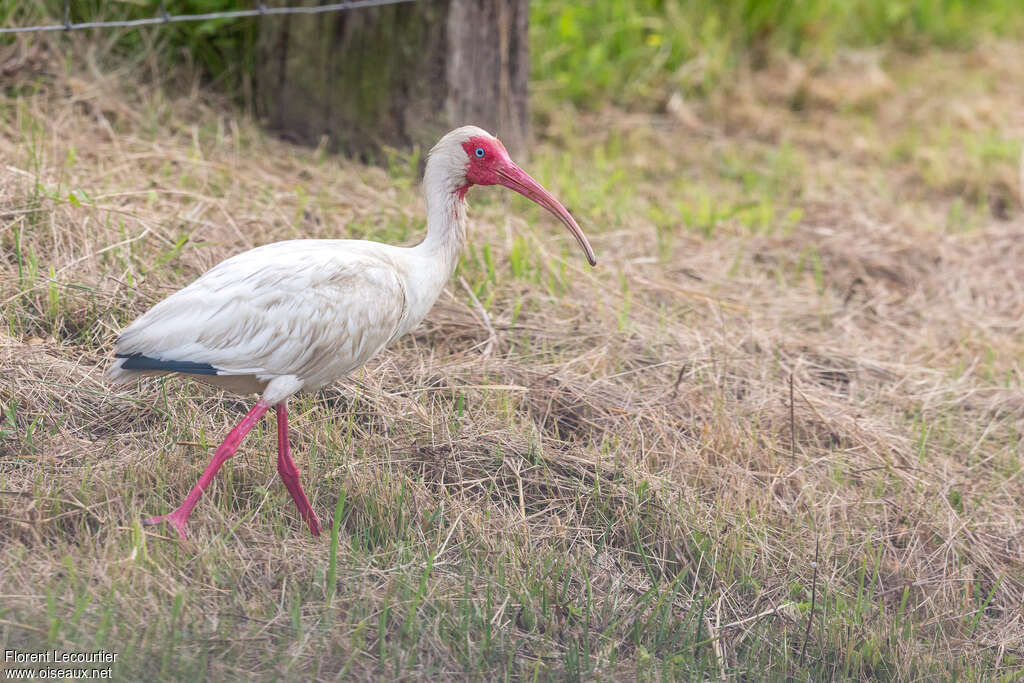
[456,135,598,266]
[461,136,512,188]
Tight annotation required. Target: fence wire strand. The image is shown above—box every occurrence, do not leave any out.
[0,0,416,35]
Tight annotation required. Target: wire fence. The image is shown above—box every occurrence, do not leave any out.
[0,0,417,35]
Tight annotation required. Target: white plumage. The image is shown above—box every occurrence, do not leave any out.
[109,125,596,539]
[109,241,412,402]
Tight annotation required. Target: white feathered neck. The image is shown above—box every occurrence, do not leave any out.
[415,125,493,267]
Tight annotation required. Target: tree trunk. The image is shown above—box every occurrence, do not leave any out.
[256,0,529,161]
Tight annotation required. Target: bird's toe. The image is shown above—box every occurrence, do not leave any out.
[143,513,190,540]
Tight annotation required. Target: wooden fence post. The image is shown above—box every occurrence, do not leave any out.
[256,0,529,160]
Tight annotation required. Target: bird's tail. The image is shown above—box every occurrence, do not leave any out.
[104,356,139,385]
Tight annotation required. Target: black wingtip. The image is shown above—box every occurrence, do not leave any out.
[116,353,219,376]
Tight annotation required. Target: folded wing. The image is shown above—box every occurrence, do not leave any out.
[107,241,408,390]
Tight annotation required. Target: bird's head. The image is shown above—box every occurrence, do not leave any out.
[428,126,597,266]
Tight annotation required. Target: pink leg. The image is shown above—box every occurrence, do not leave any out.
[275,403,322,536]
[144,400,270,539]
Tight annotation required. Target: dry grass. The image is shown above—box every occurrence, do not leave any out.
[2,35,1024,680]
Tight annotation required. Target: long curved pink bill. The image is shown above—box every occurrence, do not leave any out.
[496,165,597,266]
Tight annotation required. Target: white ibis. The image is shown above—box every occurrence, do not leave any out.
[107,126,597,539]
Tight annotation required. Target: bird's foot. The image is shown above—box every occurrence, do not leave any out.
[142,510,190,539]
[305,511,322,537]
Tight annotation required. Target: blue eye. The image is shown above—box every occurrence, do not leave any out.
[474,147,485,158]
